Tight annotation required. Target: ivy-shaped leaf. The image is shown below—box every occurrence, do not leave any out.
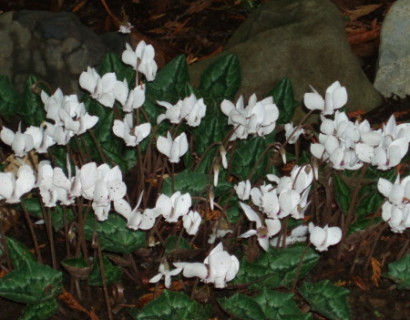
[233,246,319,289]
[388,254,410,290]
[84,214,146,254]
[98,52,135,85]
[254,288,312,320]
[267,77,299,124]
[219,293,265,320]
[88,256,122,286]
[334,174,350,214]
[199,54,241,101]
[231,134,275,180]
[19,75,47,126]
[131,290,211,320]
[0,75,22,120]
[0,260,62,304]
[162,169,209,196]
[146,54,190,105]
[19,299,58,320]
[300,280,351,320]
[5,237,35,269]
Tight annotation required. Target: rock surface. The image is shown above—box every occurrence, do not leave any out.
[374,0,410,98]
[188,0,382,119]
[0,10,128,94]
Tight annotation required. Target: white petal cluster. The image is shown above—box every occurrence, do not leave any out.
[312,111,410,171]
[251,165,313,220]
[155,191,192,223]
[157,132,188,163]
[114,192,160,231]
[122,41,157,81]
[1,124,35,157]
[37,160,81,207]
[304,81,347,115]
[237,165,313,251]
[174,243,239,288]
[149,259,182,288]
[80,163,127,221]
[113,113,151,146]
[0,164,35,203]
[378,176,410,233]
[157,94,207,127]
[308,223,342,252]
[284,122,305,144]
[239,202,281,251]
[0,97,92,154]
[221,94,279,140]
[41,89,99,145]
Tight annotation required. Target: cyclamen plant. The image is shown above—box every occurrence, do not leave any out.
[0,37,409,320]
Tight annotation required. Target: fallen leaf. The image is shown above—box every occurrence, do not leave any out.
[344,4,383,22]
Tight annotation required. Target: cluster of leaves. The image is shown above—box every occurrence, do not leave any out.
[0,43,408,320]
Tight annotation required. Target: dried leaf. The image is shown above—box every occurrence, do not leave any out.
[344,4,383,22]
[370,257,382,287]
[351,275,369,290]
[72,0,87,12]
[59,290,100,319]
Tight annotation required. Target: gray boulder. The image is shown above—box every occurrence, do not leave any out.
[0,10,128,94]
[188,0,382,120]
[374,0,410,98]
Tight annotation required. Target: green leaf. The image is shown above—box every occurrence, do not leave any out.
[219,293,265,320]
[98,52,135,85]
[0,260,62,304]
[146,54,190,105]
[334,174,350,214]
[19,299,58,320]
[162,169,209,196]
[192,100,228,159]
[164,235,191,254]
[234,246,319,289]
[199,54,241,100]
[254,288,312,320]
[131,290,211,320]
[232,134,275,180]
[388,254,410,289]
[0,75,22,119]
[84,214,146,254]
[19,75,47,126]
[267,77,299,124]
[88,256,122,286]
[22,199,74,232]
[5,237,36,269]
[300,280,351,320]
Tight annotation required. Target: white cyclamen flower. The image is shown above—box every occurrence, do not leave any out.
[157,131,188,163]
[155,191,192,223]
[1,124,34,157]
[149,259,182,289]
[183,210,202,235]
[79,67,117,107]
[0,165,35,203]
[221,94,279,140]
[122,41,157,81]
[304,81,347,115]
[308,223,342,252]
[234,180,251,201]
[174,243,239,288]
[114,193,160,230]
[80,163,127,221]
[113,113,151,146]
[239,202,281,251]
